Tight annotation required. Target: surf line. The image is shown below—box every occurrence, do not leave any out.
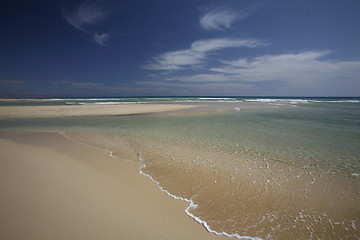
[137,153,262,240]
[61,131,262,240]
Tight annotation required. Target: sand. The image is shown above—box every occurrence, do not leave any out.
[0,131,226,240]
[0,104,195,119]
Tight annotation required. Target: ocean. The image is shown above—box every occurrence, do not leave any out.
[1,97,359,239]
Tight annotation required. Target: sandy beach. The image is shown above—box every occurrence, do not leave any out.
[1,0,359,237]
[0,131,226,240]
[0,103,195,119]
[1,100,359,239]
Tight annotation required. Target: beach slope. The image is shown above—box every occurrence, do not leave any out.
[0,132,226,240]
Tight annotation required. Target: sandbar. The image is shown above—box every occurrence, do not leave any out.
[0,104,195,119]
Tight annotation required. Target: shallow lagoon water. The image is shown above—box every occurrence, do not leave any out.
[1,98,359,239]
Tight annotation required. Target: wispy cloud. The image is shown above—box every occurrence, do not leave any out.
[62,2,107,32]
[50,80,73,85]
[165,73,231,83]
[62,2,110,46]
[199,3,262,31]
[143,38,267,71]
[93,32,109,46]
[200,7,238,31]
[210,51,337,82]
[158,51,360,95]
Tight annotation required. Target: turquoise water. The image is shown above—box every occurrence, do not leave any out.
[2,97,360,176]
[1,97,360,239]
[1,96,359,106]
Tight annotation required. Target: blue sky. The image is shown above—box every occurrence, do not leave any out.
[1,0,360,97]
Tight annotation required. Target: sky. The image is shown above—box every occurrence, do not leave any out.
[1,0,360,97]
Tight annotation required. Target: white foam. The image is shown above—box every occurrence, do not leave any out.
[244,98,310,104]
[243,98,360,104]
[65,101,146,105]
[242,99,360,104]
[351,173,359,178]
[351,220,357,230]
[46,98,64,101]
[59,131,133,163]
[50,98,127,101]
[72,98,126,101]
[61,130,263,239]
[91,102,147,105]
[289,99,310,104]
[137,153,262,240]
[312,100,360,103]
[40,97,360,104]
[174,100,243,103]
[199,98,236,100]
[245,99,277,103]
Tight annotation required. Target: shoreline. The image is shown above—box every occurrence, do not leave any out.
[136,153,262,240]
[1,102,359,239]
[63,129,359,239]
[0,131,227,240]
[0,103,196,119]
[61,130,262,240]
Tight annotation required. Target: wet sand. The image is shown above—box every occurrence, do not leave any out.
[0,132,226,240]
[0,103,195,119]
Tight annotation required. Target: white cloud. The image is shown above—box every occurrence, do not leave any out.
[209,51,347,84]
[62,2,110,46]
[200,7,238,31]
[191,38,266,52]
[142,51,360,96]
[166,73,230,83]
[199,3,262,31]
[62,2,107,32]
[143,38,267,71]
[93,32,109,46]
[165,51,360,86]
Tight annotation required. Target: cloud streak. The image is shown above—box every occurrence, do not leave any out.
[209,51,343,82]
[62,2,110,46]
[157,51,360,95]
[200,7,238,31]
[62,2,107,32]
[143,38,268,71]
[93,32,109,46]
[199,3,262,31]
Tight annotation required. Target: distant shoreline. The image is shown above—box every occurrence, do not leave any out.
[1,96,360,101]
[0,104,195,119]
